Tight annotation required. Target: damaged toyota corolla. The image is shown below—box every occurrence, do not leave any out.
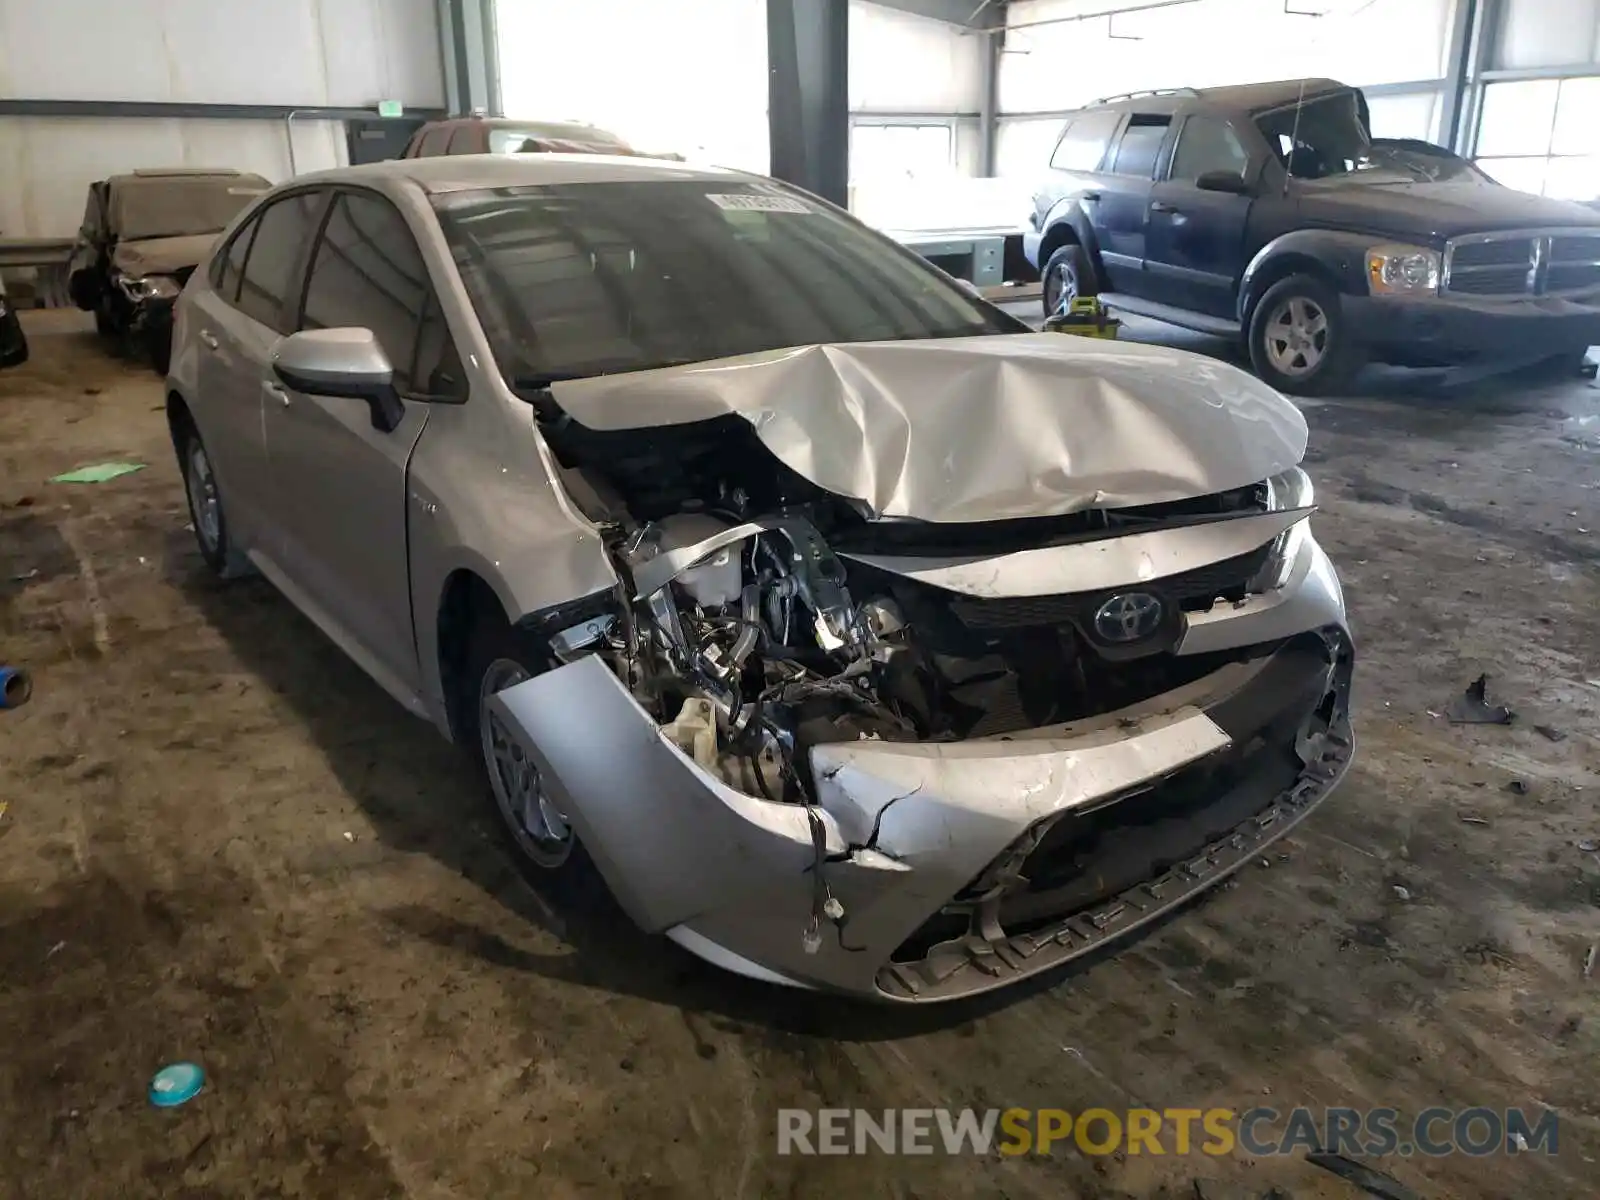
[167,155,1353,1003]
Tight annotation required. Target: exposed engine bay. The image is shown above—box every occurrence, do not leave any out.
[536,411,1276,808]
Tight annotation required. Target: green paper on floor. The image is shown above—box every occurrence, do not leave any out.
[50,462,146,484]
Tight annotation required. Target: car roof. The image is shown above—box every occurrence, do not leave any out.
[1091,78,1349,116]
[290,153,752,194]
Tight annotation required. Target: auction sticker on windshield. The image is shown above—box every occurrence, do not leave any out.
[706,193,813,214]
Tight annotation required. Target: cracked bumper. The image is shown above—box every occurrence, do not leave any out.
[489,544,1354,1003]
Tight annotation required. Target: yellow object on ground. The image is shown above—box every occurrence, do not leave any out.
[1044,296,1121,339]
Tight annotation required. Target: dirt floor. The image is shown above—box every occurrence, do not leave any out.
[2,308,1598,1200]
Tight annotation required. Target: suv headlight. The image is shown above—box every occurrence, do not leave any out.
[1366,244,1440,296]
[1250,466,1314,592]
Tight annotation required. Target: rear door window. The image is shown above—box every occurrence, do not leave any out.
[297,190,462,397]
[1108,114,1172,178]
[445,126,482,155]
[234,192,325,333]
[210,213,259,302]
[1050,110,1121,171]
[415,126,453,157]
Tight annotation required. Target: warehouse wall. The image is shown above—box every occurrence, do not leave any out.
[0,0,444,238]
[995,0,1453,175]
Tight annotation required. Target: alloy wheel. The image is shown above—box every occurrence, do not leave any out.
[478,657,573,869]
[1263,296,1329,378]
[186,440,221,556]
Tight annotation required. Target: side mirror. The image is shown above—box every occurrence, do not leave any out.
[1194,170,1253,196]
[274,328,405,433]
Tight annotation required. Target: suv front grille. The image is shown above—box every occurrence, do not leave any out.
[1444,229,1600,297]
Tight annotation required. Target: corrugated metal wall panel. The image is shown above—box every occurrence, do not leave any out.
[0,117,347,239]
[849,1,984,113]
[0,0,443,106]
[0,0,439,238]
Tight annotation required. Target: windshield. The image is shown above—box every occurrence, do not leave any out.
[110,175,270,241]
[434,179,1025,386]
[1256,92,1489,185]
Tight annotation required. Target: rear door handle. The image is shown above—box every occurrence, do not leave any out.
[1150,201,1179,214]
[1082,191,1101,202]
[199,330,219,350]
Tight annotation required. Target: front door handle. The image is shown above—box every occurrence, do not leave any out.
[199,330,220,351]
[263,381,290,408]
[1150,201,1179,214]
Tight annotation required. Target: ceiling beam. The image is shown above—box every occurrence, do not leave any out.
[857,0,1005,30]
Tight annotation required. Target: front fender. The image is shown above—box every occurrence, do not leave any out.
[1238,229,1375,322]
[407,402,618,732]
[1043,199,1105,271]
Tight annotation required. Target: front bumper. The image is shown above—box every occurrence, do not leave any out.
[490,537,1354,1003]
[1345,291,1600,366]
[0,298,28,369]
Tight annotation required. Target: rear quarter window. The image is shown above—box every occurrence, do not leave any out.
[1050,110,1122,172]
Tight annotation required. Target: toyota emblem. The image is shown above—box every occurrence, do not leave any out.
[1093,592,1165,643]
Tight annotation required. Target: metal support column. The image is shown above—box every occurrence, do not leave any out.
[979,24,1001,177]
[438,0,502,117]
[767,0,849,206]
[1439,0,1483,153]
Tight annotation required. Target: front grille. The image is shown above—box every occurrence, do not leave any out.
[948,542,1272,631]
[1444,228,1600,297]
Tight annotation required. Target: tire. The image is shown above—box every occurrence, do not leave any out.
[1041,242,1099,320]
[176,421,249,578]
[94,304,117,339]
[145,328,172,376]
[1247,274,1362,396]
[462,617,598,896]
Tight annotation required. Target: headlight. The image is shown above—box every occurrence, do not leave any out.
[1250,466,1315,592]
[120,275,182,301]
[1366,243,1440,296]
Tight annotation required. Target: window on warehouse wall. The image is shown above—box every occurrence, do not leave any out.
[1467,0,1600,201]
[1474,77,1600,201]
[494,0,770,172]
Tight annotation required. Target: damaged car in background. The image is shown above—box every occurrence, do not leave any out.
[166,154,1354,1003]
[70,168,270,374]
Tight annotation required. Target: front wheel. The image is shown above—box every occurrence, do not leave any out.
[1247,275,1361,396]
[1041,243,1099,319]
[463,619,597,893]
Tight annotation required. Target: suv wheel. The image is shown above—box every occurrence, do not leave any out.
[1042,243,1098,319]
[1248,275,1360,396]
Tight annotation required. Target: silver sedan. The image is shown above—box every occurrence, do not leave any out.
[167,154,1353,1002]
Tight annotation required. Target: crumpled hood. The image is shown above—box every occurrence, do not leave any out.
[547,334,1307,523]
[111,234,219,278]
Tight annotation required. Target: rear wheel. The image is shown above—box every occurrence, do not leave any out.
[1041,243,1098,319]
[1248,274,1361,396]
[177,421,248,578]
[462,617,597,891]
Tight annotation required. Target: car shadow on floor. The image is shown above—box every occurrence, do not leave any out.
[172,531,1213,1038]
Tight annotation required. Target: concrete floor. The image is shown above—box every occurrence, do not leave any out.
[2,309,1598,1200]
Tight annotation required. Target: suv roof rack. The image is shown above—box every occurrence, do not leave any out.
[1089,86,1199,106]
